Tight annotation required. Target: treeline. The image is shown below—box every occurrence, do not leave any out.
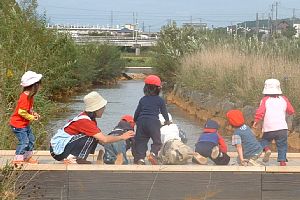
[0,0,125,149]
[153,23,300,122]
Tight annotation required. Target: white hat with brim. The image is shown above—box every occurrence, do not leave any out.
[262,79,282,95]
[20,71,43,87]
[84,91,107,112]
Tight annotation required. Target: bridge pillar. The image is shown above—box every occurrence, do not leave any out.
[135,47,141,56]
[133,43,141,56]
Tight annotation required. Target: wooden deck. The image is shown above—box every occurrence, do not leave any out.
[1,151,300,199]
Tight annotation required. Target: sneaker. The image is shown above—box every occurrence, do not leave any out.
[279,161,287,166]
[136,159,145,165]
[192,153,208,165]
[24,157,38,164]
[96,149,104,164]
[147,152,159,165]
[114,153,123,165]
[63,158,77,164]
[263,147,272,163]
[248,159,262,166]
[211,146,219,159]
[76,158,92,164]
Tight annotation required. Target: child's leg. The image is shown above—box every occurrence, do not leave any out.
[24,126,36,161]
[274,129,288,162]
[148,119,162,156]
[260,132,273,149]
[11,127,29,161]
[133,120,150,163]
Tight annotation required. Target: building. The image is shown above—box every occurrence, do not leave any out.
[294,24,300,37]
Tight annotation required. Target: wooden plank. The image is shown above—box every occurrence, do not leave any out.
[17,171,68,199]
[262,173,300,200]
[68,171,157,200]
[266,166,300,173]
[1,150,300,158]
[68,172,262,200]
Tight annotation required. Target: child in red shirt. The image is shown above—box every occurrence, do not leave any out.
[10,71,42,164]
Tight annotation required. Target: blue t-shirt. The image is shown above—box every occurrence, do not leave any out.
[134,95,169,122]
[232,125,263,159]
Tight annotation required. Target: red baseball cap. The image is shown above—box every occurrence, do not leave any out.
[226,110,245,127]
[121,115,135,128]
[144,75,161,86]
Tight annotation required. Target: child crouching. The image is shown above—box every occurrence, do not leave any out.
[227,110,263,166]
[193,119,230,165]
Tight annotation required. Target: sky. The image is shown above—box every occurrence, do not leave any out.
[36,0,300,31]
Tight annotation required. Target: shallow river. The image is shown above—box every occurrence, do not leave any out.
[47,80,234,151]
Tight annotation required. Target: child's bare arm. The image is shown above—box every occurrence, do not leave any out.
[235,144,244,161]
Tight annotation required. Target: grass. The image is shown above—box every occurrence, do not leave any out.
[179,46,300,110]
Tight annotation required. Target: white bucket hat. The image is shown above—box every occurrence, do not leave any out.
[20,71,43,87]
[84,91,107,112]
[262,79,282,95]
[159,113,172,125]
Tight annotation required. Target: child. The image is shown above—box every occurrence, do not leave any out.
[102,115,135,165]
[253,79,295,166]
[50,91,134,164]
[193,119,230,165]
[158,113,193,165]
[133,75,170,165]
[10,71,43,164]
[227,110,263,166]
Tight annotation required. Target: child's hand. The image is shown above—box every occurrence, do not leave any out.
[164,120,172,126]
[121,131,135,140]
[241,159,249,166]
[33,112,41,121]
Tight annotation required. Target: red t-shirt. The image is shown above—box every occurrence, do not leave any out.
[64,113,101,136]
[10,92,34,128]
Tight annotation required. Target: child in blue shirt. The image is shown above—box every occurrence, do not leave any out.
[133,75,170,165]
[226,110,263,166]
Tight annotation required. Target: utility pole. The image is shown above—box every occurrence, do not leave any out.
[292,8,296,26]
[256,12,259,35]
[275,1,278,34]
[110,11,113,28]
[148,25,151,36]
[244,22,247,38]
[142,21,145,33]
[269,14,272,35]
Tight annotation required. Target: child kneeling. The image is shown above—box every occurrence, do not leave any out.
[102,115,135,165]
[227,110,263,166]
[193,119,230,165]
[158,114,193,165]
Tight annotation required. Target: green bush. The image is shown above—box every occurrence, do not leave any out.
[0,0,125,149]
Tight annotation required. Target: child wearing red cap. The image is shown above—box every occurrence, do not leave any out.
[133,75,171,165]
[193,119,230,165]
[101,115,135,165]
[226,110,263,166]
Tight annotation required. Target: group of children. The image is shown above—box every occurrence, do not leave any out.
[10,71,295,166]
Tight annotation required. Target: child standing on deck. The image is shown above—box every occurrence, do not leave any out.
[10,71,43,164]
[226,110,263,166]
[253,79,295,166]
[133,75,171,165]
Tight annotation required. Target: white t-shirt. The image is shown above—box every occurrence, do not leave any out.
[160,124,181,143]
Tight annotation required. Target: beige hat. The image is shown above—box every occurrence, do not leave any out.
[84,91,107,112]
[262,79,282,95]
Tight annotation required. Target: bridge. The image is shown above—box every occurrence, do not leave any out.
[73,36,157,47]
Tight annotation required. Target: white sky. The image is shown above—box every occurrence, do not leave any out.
[36,0,300,30]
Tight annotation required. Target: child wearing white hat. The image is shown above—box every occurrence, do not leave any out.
[253,79,295,166]
[50,91,134,164]
[10,71,43,164]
